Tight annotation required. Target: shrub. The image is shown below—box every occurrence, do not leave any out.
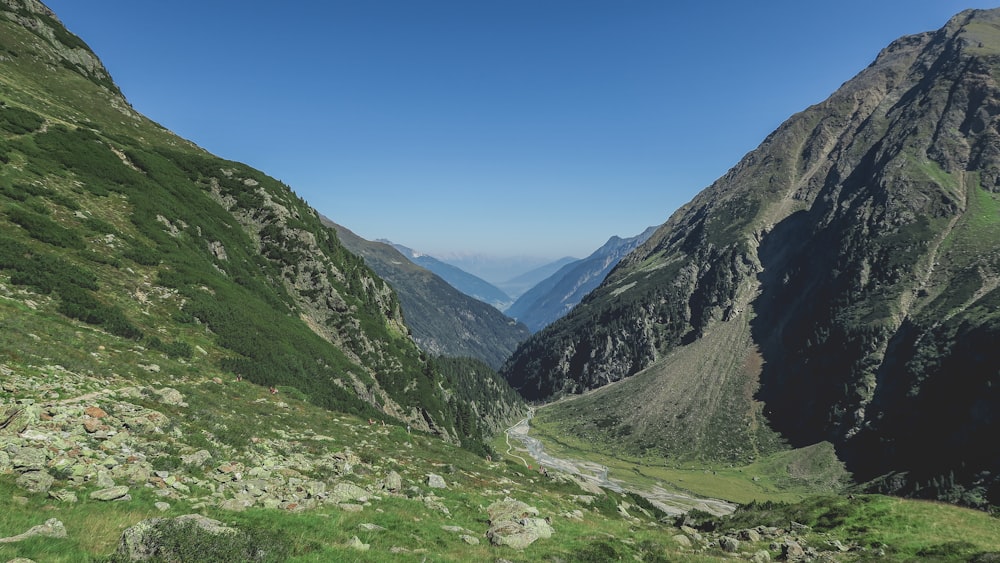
[0,104,44,134]
[5,204,85,249]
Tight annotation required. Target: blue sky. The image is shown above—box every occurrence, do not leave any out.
[46,0,985,259]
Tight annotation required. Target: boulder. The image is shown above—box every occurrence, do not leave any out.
[381,470,402,492]
[153,388,186,407]
[328,482,368,503]
[426,473,447,489]
[90,486,130,501]
[0,404,38,436]
[15,470,54,494]
[486,498,552,549]
[720,536,740,553]
[0,518,66,543]
[12,447,46,472]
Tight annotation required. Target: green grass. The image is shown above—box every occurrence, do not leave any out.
[524,407,845,505]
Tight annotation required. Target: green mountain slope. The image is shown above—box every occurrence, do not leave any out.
[324,219,529,369]
[502,8,1000,507]
[0,0,520,453]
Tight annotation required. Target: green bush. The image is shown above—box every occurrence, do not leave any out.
[0,104,44,134]
[5,204,85,249]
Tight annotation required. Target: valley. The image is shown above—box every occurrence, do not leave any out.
[2,1,1000,561]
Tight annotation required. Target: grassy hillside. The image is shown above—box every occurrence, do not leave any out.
[2,371,1000,562]
[0,0,523,456]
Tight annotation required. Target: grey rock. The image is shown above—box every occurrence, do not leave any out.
[486,498,551,549]
[48,489,78,503]
[460,534,480,545]
[426,473,446,489]
[153,388,186,407]
[0,518,66,543]
[12,447,46,472]
[15,470,54,494]
[154,502,170,512]
[381,470,402,492]
[672,534,692,548]
[181,449,212,467]
[738,528,762,542]
[751,550,771,563]
[346,536,369,551]
[90,486,130,501]
[358,523,385,532]
[0,404,38,436]
[720,536,740,553]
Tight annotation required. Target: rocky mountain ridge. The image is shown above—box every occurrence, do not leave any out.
[502,8,1000,507]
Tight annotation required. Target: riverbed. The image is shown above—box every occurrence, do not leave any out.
[505,409,736,517]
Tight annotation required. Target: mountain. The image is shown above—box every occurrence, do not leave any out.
[325,223,529,369]
[494,256,579,299]
[387,242,513,310]
[0,0,521,453]
[502,8,1000,508]
[432,253,576,297]
[506,227,657,332]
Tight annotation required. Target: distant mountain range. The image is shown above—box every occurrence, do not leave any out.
[426,253,577,298]
[325,224,530,369]
[505,227,656,332]
[387,242,513,310]
[494,257,579,299]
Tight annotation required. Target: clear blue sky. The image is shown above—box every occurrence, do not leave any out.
[46,0,986,259]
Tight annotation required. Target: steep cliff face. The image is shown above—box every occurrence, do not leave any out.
[503,9,1000,505]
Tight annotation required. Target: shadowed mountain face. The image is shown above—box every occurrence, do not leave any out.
[502,9,1000,507]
